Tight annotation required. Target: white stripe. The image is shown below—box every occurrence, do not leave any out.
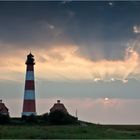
[22,112,37,116]
[26,71,34,80]
[24,90,35,100]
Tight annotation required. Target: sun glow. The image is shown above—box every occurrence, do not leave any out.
[105,98,109,101]
[36,44,139,82]
[0,43,140,82]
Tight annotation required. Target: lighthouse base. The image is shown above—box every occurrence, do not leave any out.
[22,112,37,116]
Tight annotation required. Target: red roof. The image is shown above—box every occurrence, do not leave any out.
[0,101,9,115]
[50,100,68,114]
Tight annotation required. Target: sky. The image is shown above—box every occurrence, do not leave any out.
[1,1,140,124]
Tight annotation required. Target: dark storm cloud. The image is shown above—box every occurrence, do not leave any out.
[0,1,140,60]
[0,1,72,46]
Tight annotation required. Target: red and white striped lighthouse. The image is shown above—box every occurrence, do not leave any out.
[22,53,36,116]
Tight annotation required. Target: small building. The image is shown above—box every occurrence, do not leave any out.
[50,100,68,114]
[0,100,9,115]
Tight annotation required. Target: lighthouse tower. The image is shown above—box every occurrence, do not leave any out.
[22,53,36,116]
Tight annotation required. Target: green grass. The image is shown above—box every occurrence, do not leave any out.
[0,124,140,139]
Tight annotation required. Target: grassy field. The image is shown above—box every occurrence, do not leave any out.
[0,124,140,139]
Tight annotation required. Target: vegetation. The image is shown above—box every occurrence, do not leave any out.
[22,115,37,123]
[48,110,78,125]
[0,112,140,139]
[0,124,140,139]
[21,111,78,125]
[0,114,10,124]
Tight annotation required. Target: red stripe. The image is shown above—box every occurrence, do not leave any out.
[25,80,35,90]
[27,65,34,71]
[23,100,36,112]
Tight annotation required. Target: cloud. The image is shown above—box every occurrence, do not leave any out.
[48,24,55,30]
[133,25,140,34]
[0,41,140,83]
[61,0,72,5]
[67,10,75,18]
[35,44,140,82]
[108,2,114,6]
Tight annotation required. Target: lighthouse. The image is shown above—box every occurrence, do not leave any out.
[22,53,36,116]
